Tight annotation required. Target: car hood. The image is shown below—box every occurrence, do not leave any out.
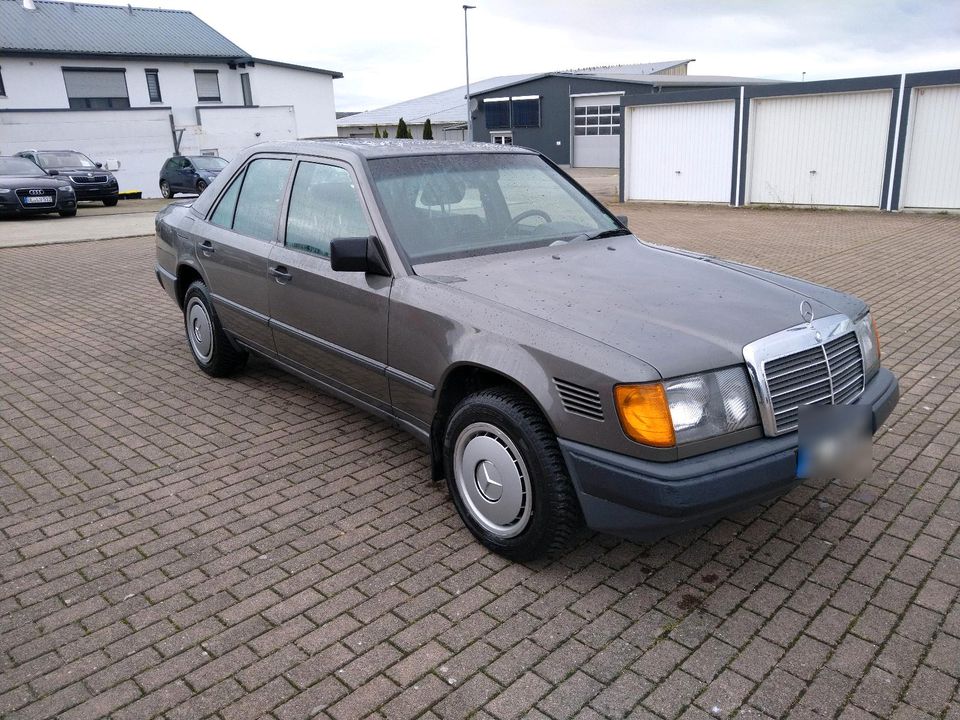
[417,234,863,378]
[0,175,67,188]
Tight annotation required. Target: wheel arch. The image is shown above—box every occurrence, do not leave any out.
[175,263,205,309]
[429,362,557,482]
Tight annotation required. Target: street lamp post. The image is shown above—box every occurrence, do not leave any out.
[463,4,475,142]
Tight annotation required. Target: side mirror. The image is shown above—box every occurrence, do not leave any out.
[46,169,60,176]
[615,214,629,228]
[330,236,390,276]
[95,162,103,169]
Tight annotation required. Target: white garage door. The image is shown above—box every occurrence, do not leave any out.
[572,95,620,168]
[901,84,960,209]
[747,91,892,207]
[624,100,736,203]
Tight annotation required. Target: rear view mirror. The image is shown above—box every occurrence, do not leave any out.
[46,169,59,176]
[95,162,103,169]
[615,214,629,228]
[330,236,390,276]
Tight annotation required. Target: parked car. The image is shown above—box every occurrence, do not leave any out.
[0,156,77,218]
[16,149,120,206]
[154,140,899,560]
[159,155,228,198]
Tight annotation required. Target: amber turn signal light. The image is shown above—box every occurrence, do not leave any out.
[871,315,881,359]
[614,383,676,447]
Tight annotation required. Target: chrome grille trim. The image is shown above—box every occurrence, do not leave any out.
[743,314,866,436]
[70,174,109,184]
[554,378,604,421]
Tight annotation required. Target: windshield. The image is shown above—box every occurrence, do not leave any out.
[192,156,228,171]
[0,157,47,177]
[37,151,96,169]
[368,153,624,264]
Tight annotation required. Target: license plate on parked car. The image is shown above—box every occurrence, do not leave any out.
[24,196,52,204]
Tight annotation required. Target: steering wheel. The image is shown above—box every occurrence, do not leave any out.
[507,209,552,232]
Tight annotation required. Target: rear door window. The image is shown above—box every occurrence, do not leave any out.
[221,158,291,241]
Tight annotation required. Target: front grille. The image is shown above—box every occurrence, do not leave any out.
[765,331,864,433]
[554,379,604,421]
[70,175,108,184]
[16,188,56,206]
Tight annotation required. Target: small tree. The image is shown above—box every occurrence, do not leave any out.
[422,118,434,140]
[373,126,381,138]
[396,117,410,139]
[381,129,389,138]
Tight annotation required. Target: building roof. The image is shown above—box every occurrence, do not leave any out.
[337,74,539,128]
[338,61,704,128]
[251,57,343,79]
[0,0,248,58]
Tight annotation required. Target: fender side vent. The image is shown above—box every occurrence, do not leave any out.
[554,378,604,421]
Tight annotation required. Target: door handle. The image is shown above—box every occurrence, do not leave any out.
[199,240,215,256]
[268,265,292,283]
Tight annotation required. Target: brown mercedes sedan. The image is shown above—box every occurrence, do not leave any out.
[155,140,898,559]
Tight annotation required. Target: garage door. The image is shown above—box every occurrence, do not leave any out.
[747,91,892,207]
[624,100,736,203]
[900,84,960,209]
[572,95,620,168]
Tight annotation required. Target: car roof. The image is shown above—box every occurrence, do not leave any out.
[249,138,537,161]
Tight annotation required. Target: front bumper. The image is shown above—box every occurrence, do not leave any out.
[560,367,899,540]
[73,185,119,201]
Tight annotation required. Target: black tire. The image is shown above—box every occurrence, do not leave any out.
[102,198,119,207]
[58,210,77,218]
[196,180,207,194]
[160,180,173,199]
[443,387,583,560]
[182,281,247,377]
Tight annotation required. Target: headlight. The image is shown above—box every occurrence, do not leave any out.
[853,312,880,379]
[0,188,12,194]
[615,366,760,447]
[58,184,74,192]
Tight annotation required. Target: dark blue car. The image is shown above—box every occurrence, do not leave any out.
[159,155,228,198]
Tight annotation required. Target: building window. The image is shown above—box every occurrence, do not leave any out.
[0,66,5,96]
[62,68,130,109]
[240,73,253,107]
[511,96,540,128]
[483,98,510,129]
[573,103,620,136]
[194,70,221,102]
[145,69,162,103]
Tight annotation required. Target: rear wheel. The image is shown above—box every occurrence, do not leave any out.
[160,180,172,199]
[443,387,582,560]
[196,179,208,194]
[183,281,247,377]
[103,198,118,207]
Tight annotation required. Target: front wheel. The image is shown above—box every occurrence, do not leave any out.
[58,210,77,218]
[102,198,118,207]
[182,281,247,377]
[443,387,583,560]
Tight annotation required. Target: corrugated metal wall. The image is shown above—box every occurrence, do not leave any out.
[624,100,735,202]
[746,91,892,207]
[900,84,960,209]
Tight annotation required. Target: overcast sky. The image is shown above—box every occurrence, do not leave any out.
[83,0,960,110]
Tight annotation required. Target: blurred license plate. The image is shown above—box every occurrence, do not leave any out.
[797,404,872,481]
[25,196,52,204]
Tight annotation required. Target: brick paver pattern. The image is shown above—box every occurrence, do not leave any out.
[1,204,959,720]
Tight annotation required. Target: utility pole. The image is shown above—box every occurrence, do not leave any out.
[463,5,475,141]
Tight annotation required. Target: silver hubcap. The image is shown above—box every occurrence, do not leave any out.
[453,422,531,538]
[185,298,213,363]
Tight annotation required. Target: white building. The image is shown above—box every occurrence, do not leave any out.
[0,0,341,197]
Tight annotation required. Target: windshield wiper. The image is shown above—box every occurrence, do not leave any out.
[567,227,632,244]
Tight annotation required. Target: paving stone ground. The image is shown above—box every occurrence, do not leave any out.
[1,203,959,720]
